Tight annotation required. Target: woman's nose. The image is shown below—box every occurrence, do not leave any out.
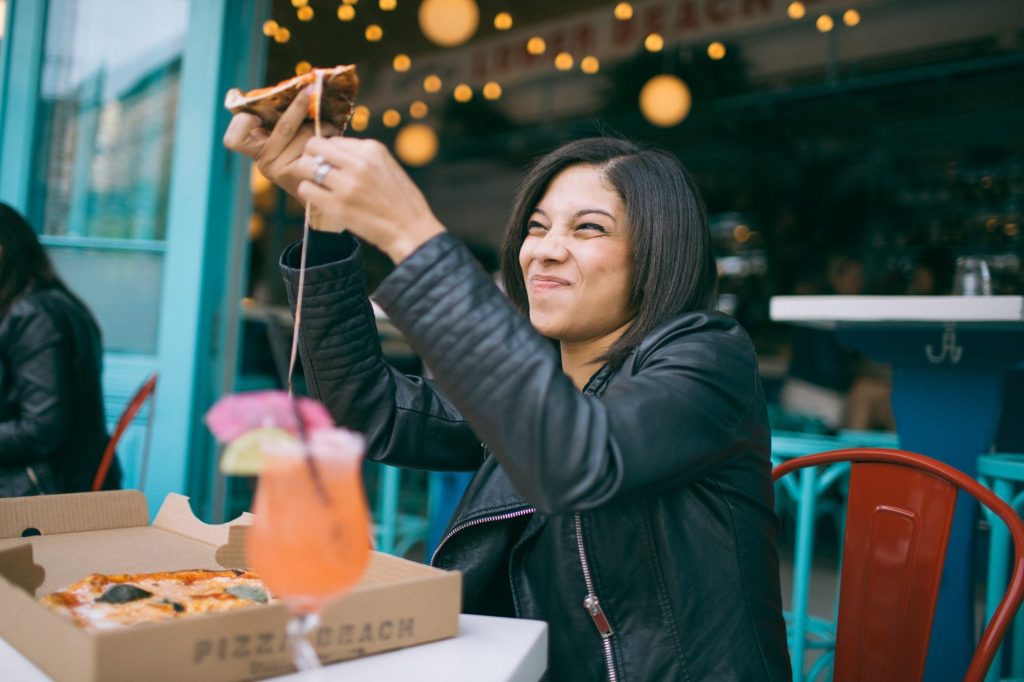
[533,229,570,262]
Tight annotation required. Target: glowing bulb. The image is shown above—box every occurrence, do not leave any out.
[580,56,600,74]
[419,0,479,47]
[494,12,513,30]
[291,0,308,7]
[297,5,313,20]
[351,113,369,132]
[393,54,412,72]
[554,52,573,71]
[423,74,442,93]
[295,61,312,75]
[816,14,834,32]
[843,9,860,26]
[526,37,546,55]
[639,74,692,128]
[365,24,383,41]
[787,2,805,20]
[453,84,473,102]
[644,33,664,52]
[380,0,397,9]
[395,123,439,167]
[354,105,370,118]
[707,41,726,60]
[482,81,502,100]
[343,0,358,4]
[274,26,291,43]
[382,109,401,128]
[262,20,279,36]
[337,4,355,20]
[614,2,633,21]
[409,101,429,119]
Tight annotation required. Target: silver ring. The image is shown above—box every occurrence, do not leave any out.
[312,158,333,187]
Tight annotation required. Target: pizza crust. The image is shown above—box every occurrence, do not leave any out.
[224,64,359,131]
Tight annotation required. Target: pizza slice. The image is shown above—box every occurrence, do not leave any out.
[40,569,272,630]
[224,64,359,131]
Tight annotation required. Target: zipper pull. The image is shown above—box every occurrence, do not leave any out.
[583,594,613,637]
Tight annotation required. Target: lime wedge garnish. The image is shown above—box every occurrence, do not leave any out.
[219,427,297,476]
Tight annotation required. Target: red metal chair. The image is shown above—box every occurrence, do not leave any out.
[92,374,158,492]
[773,448,1024,682]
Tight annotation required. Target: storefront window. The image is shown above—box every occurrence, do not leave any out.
[29,0,189,352]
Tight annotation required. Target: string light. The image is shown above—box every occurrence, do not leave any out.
[295,61,312,75]
[291,0,307,6]
[554,52,574,70]
[274,26,291,43]
[337,4,355,20]
[354,105,370,118]
[787,2,806,20]
[395,124,439,167]
[393,54,412,71]
[380,0,397,10]
[351,112,369,132]
[297,6,313,21]
[482,81,502,99]
[262,20,279,36]
[816,14,834,32]
[526,37,546,55]
[365,24,383,41]
[580,55,600,74]
[453,84,473,102]
[639,74,692,127]
[409,101,429,119]
[494,12,513,30]
[343,0,358,4]
[644,33,664,52]
[614,2,633,21]
[423,74,443,93]
[843,9,861,26]
[419,0,480,47]
[707,41,726,60]
[383,109,402,128]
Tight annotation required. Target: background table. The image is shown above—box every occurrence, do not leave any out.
[0,614,548,682]
[771,295,1024,682]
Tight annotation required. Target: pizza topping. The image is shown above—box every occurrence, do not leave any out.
[226,585,269,603]
[158,598,186,613]
[97,584,153,604]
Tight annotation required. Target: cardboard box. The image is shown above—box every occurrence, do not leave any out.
[0,491,461,682]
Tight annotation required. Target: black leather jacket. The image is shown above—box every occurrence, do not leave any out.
[282,232,791,681]
[0,287,115,495]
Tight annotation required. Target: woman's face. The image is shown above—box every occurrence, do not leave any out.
[519,164,634,344]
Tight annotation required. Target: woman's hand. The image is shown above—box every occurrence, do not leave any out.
[294,136,446,263]
[222,88,343,231]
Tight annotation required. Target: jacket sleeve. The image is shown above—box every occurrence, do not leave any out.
[374,233,764,514]
[280,231,484,471]
[0,306,72,462]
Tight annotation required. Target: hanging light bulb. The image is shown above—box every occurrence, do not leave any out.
[274,26,292,43]
[337,4,356,20]
[297,5,313,21]
[419,0,479,47]
[526,36,546,55]
[409,101,429,119]
[843,9,861,26]
[380,0,397,10]
[482,81,502,100]
[423,74,443,93]
[494,12,513,30]
[395,123,439,167]
[554,52,574,71]
[291,0,308,7]
[295,61,312,75]
[382,109,402,128]
[787,2,806,20]
[453,84,473,102]
[580,56,600,74]
[262,20,279,36]
[644,33,664,52]
[614,2,633,21]
[393,54,412,72]
[816,14,834,32]
[707,42,726,60]
[365,24,383,41]
[639,74,692,127]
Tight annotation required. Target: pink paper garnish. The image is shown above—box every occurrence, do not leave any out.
[205,391,334,442]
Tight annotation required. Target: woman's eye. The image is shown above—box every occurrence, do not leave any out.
[527,221,548,234]
[576,223,607,234]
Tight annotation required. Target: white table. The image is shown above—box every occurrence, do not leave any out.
[0,614,548,682]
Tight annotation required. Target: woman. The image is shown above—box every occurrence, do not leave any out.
[225,92,790,680]
[0,203,115,496]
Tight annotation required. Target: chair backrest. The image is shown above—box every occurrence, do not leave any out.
[773,448,1024,682]
[92,374,158,492]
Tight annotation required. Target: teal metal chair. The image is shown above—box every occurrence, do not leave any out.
[772,428,900,681]
[368,463,430,558]
[978,452,1024,682]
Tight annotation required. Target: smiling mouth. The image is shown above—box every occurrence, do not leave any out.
[530,275,571,290]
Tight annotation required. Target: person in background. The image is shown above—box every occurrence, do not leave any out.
[224,90,790,680]
[0,203,116,496]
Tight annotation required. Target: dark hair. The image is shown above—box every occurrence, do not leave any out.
[499,137,717,368]
[0,202,92,318]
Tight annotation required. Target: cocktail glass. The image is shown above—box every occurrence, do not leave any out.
[247,427,371,671]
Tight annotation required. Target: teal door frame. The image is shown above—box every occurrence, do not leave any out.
[0,0,268,519]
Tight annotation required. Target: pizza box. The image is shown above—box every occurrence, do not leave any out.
[0,491,461,682]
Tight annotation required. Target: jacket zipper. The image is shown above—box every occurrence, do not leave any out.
[575,513,618,682]
[429,506,536,566]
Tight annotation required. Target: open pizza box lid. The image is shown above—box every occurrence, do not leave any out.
[0,491,461,682]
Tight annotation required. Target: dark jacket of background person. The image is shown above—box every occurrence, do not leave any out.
[282,231,791,681]
[0,204,116,496]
